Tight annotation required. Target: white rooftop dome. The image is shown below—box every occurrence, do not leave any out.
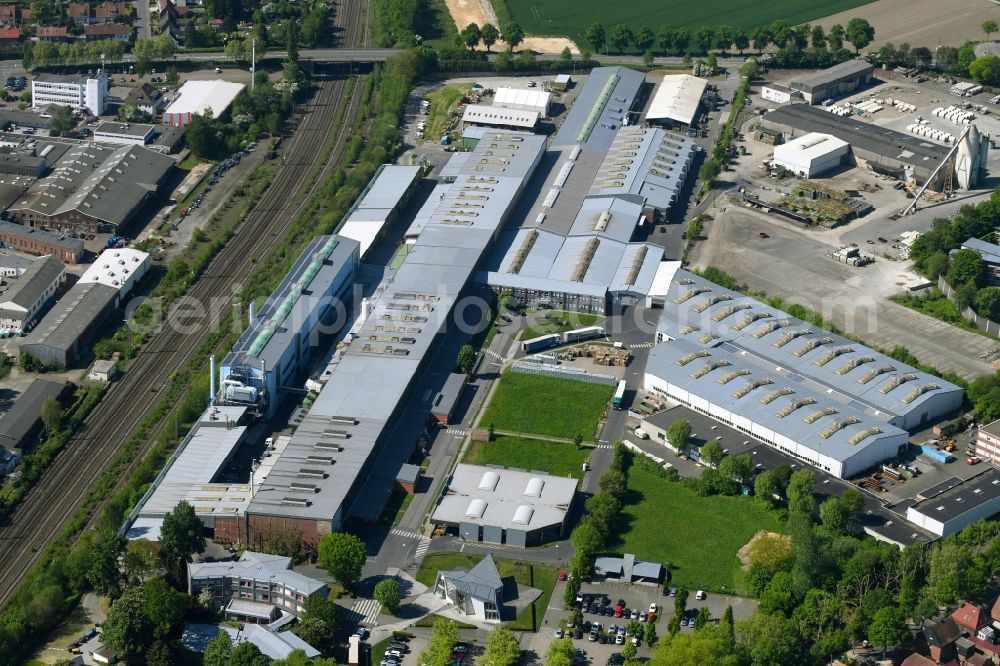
[512,505,534,525]
[465,498,488,519]
[524,477,545,497]
[478,470,500,491]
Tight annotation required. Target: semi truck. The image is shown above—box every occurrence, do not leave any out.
[562,326,606,344]
[521,333,561,353]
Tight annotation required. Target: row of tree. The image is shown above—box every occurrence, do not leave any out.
[580,18,876,56]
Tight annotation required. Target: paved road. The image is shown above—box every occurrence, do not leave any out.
[133,0,151,40]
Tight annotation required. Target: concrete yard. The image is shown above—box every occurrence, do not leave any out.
[687,207,999,380]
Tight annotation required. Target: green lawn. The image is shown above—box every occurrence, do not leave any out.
[521,310,605,340]
[614,465,782,594]
[503,0,875,51]
[378,489,414,527]
[464,435,589,479]
[416,553,557,632]
[480,370,612,440]
[421,84,466,145]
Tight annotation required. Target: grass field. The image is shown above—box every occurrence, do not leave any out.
[521,310,605,340]
[420,84,465,145]
[614,465,782,593]
[480,370,611,440]
[463,435,589,478]
[502,0,875,51]
[416,553,557,631]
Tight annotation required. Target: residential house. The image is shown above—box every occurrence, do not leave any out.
[69,3,92,24]
[900,655,937,666]
[0,6,15,24]
[84,23,129,41]
[36,26,68,42]
[126,83,166,115]
[17,8,31,24]
[0,26,20,44]
[953,602,988,633]
[95,2,127,22]
[923,616,962,664]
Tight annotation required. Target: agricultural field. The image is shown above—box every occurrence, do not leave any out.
[502,0,874,51]
[613,464,782,593]
[480,370,612,440]
[463,435,590,478]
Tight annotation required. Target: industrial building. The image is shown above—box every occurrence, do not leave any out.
[188,551,327,622]
[93,121,155,146]
[761,83,795,104]
[790,60,875,104]
[759,104,962,191]
[430,372,467,426]
[645,74,709,128]
[0,220,84,263]
[483,124,696,313]
[492,86,552,116]
[772,132,850,178]
[0,378,66,475]
[594,554,663,584]
[958,237,1000,285]
[974,418,1000,462]
[955,124,991,189]
[244,132,546,546]
[219,235,360,420]
[462,105,539,132]
[0,254,65,334]
[19,248,149,366]
[905,469,1000,537]
[162,80,246,126]
[434,555,503,623]
[430,464,577,547]
[338,164,422,259]
[552,66,646,151]
[645,267,964,477]
[127,405,253,543]
[31,70,108,115]
[8,144,175,233]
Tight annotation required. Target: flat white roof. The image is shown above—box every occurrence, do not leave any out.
[648,260,682,299]
[494,87,552,113]
[462,104,539,128]
[79,248,148,290]
[165,80,245,118]
[646,75,708,126]
[338,219,383,259]
[773,132,850,161]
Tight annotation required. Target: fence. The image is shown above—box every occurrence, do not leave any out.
[510,360,618,386]
[937,275,1000,336]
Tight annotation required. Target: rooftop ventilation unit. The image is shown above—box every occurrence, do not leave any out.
[691,294,732,313]
[717,368,751,385]
[732,312,770,331]
[878,373,918,394]
[673,287,710,304]
[901,383,939,404]
[733,378,773,399]
[819,417,861,439]
[571,238,600,283]
[836,355,875,375]
[848,427,883,445]
[815,346,853,366]
[712,303,751,322]
[315,442,344,452]
[679,324,700,335]
[290,482,318,492]
[677,350,710,366]
[752,319,793,338]
[280,497,310,506]
[857,365,896,385]
[804,407,839,425]
[306,455,335,464]
[691,359,731,379]
[698,333,720,344]
[760,387,794,404]
[773,328,812,348]
[508,230,539,275]
[323,429,350,439]
[298,468,326,479]
[776,398,816,418]
[793,337,833,357]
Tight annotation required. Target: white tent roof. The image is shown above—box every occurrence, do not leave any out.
[646,75,708,125]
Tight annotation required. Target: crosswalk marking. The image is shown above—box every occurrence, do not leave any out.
[414,537,431,559]
[447,427,467,436]
[631,342,654,349]
[390,528,421,539]
[484,348,507,361]
[352,598,382,624]
[595,444,613,450]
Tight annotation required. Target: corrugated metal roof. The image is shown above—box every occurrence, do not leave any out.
[790,59,874,91]
[553,66,644,151]
[646,74,708,125]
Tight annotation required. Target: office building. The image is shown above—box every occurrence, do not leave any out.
[32,71,108,115]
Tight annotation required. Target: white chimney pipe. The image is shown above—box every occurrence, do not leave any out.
[209,355,216,402]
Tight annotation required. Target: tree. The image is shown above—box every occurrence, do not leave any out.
[123,539,160,585]
[374,578,402,615]
[643,617,657,645]
[456,344,477,374]
[747,534,794,576]
[786,468,816,515]
[611,24,633,54]
[984,20,999,40]
[643,50,654,67]
[559,46,573,62]
[658,25,674,54]
[718,453,755,487]
[840,488,865,519]
[635,25,655,53]
[502,22,525,50]
[159,501,205,583]
[546,637,575,666]
[102,587,152,664]
[970,55,1000,86]
[699,159,721,187]
[869,606,908,659]
[733,28,749,54]
[87,533,124,599]
[654,625,738,665]
[694,26,714,54]
[715,25,733,52]
[318,532,367,588]
[751,27,770,53]
[737,613,801,666]
[570,521,603,565]
[145,640,175,666]
[142,577,186,640]
[948,247,983,285]
[622,640,637,659]
[40,395,63,438]
[294,594,339,654]
[203,632,234,666]
[956,280,978,311]
[754,469,782,507]
[461,23,482,51]
[480,23,499,51]
[479,626,521,666]
[811,25,826,49]
[674,27,691,54]
[700,439,724,467]
[845,18,875,52]
[229,641,267,666]
[586,22,607,53]
[666,419,692,452]
[770,20,791,48]
[693,606,711,629]
[421,619,460,666]
[820,497,850,534]
[976,287,1000,320]
[49,105,74,138]
[828,24,845,51]
[165,66,179,85]
[563,575,581,606]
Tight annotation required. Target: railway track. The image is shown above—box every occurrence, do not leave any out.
[0,0,371,607]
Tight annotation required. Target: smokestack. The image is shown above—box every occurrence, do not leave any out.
[248,301,255,323]
[210,355,216,402]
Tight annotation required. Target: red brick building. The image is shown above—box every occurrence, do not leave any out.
[0,220,84,263]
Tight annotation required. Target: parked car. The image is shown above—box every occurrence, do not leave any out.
[555,627,564,639]
[696,590,706,600]
[558,571,567,581]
